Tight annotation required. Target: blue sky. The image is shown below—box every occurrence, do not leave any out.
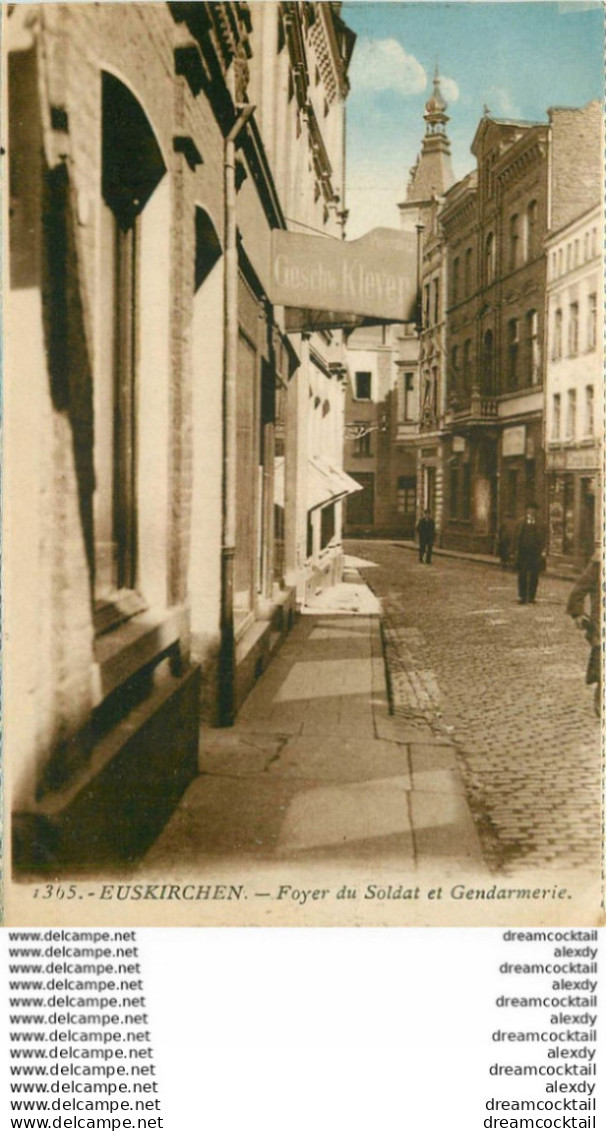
[342,1,603,236]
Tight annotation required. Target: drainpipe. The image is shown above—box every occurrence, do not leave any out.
[219,92,255,727]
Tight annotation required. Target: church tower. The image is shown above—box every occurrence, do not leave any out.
[399,68,455,230]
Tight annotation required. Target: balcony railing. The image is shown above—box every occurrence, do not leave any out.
[449,392,498,424]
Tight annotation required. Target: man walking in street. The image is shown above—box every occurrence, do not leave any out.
[514,501,545,604]
[416,509,436,564]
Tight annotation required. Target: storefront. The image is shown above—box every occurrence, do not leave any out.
[547,446,600,570]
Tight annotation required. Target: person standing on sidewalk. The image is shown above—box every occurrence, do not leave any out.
[416,509,436,564]
[514,502,546,604]
[566,546,601,717]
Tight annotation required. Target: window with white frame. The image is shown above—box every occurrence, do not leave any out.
[568,302,579,356]
[585,385,594,437]
[353,423,371,457]
[402,371,415,421]
[526,309,540,385]
[566,389,577,439]
[587,293,597,351]
[507,318,519,388]
[552,393,561,440]
[526,200,538,259]
[553,308,563,360]
[396,476,416,514]
[355,371,372,400]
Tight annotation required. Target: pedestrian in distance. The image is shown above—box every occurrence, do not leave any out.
[566,546,601,717]
[514,501,546,604]
[416,509,436,564]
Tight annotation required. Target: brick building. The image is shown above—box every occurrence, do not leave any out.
[439,100,602,557]
[5,1,356,869]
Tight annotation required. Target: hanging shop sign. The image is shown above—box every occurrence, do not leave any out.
[502,425,526,458]
[269,227,418,325]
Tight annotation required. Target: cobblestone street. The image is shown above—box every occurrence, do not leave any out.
[348,541,602,875]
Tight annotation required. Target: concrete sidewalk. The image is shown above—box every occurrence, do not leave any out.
[143,575,486,876]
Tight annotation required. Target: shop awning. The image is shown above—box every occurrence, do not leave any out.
[274,455,362,511]
[307,456,363,512]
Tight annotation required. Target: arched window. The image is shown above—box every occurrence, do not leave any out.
[485,233,495,284]
[96,73,166,607]
[526,200,538,260]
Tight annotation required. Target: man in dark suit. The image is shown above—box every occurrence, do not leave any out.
[416,510,436,564]
[514,502,546,604]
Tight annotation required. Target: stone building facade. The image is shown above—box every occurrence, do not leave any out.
[544,202,603,571]
[5,1,356,869]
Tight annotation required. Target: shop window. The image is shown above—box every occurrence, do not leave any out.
[506,469,518,518]
[355,371,372,400]
[96,72,166,613]
[568,302,579,356]
[566,389,577,440]
[507,318,519,389]
[585,385,595,437]
[587,293,597,351]
[552,394,561,440]
[396,476,416,515]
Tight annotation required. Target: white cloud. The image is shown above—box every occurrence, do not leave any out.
[439,75,460,103]
[350,38,427,96]
[485,86,521,119]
